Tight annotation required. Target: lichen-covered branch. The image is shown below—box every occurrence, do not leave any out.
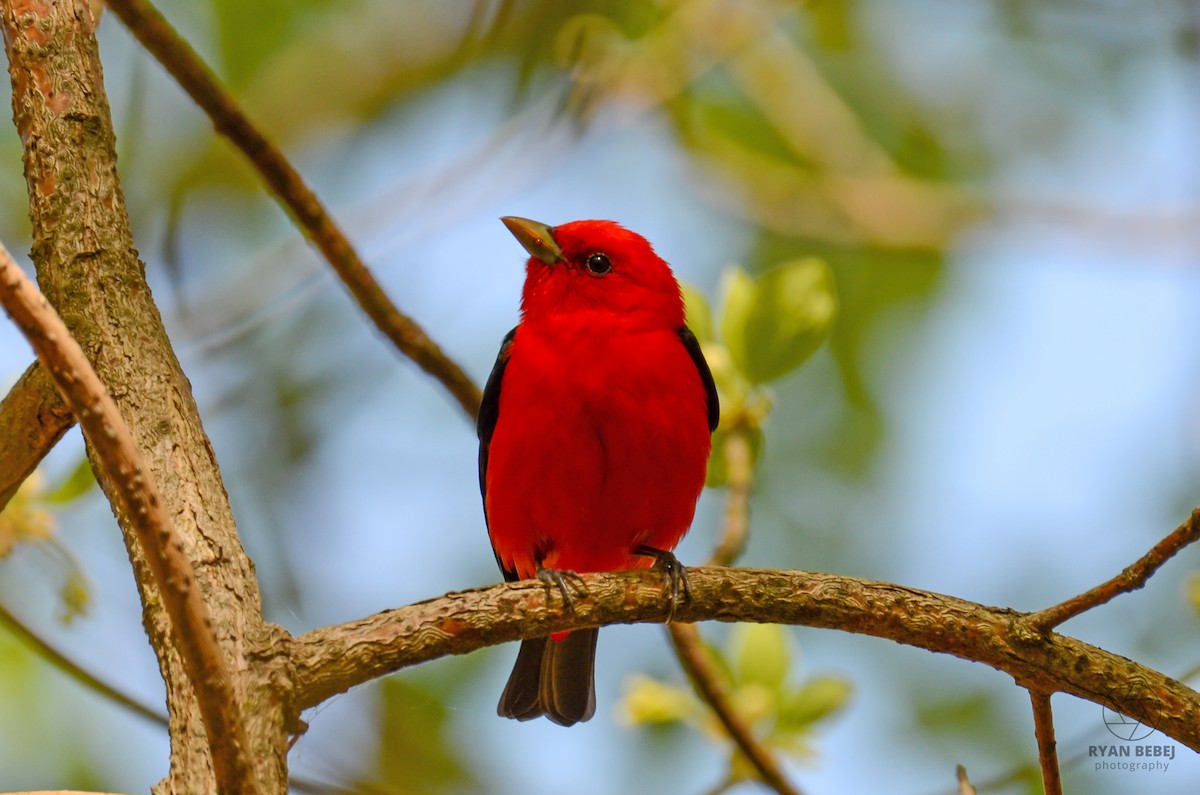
[290,565,1200,751]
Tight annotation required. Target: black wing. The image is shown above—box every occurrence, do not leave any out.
[478,326,518,581]
[677,325,719,433]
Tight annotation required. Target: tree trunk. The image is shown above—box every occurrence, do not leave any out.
[0,1,290,791]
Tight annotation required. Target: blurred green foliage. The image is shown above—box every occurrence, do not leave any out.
[357,678,476,794]
[0,463,93,623]
[720,259,836,385]
[620,624,851,787]
[0,471,53,558]
[684,257,835,488]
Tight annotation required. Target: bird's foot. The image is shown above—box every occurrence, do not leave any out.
[635,545,691,622]
[535,567,588,616]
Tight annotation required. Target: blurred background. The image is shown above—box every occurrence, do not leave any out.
[1,0,1199,792]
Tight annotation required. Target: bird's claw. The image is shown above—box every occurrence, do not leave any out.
[536,567,587,615]
[635,545,691,622]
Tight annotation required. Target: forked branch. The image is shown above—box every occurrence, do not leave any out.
[1029,508,1200,632]
[0,245,257,795]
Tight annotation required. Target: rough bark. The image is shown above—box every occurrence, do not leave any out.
[0,1,289,791]
[0,360,73,512]
[1,241,261,791]
[292,567,1200,753]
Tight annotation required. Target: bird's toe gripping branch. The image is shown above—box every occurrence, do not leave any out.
[636,545,692,622]
[535,567,588,616]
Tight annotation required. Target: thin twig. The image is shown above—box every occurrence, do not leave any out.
[674,419,803,794]
[955,765,976,795]
[919,658,1200,795]
[0,601,167,727]
[1028,690,1062,795]
[0,598,366,795]
[0,243,258,795]
[1029,508,1200,631]
[103,0,483,421]
[708,426,754,567]
[668,623,803,795]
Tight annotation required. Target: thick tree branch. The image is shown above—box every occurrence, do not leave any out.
[290,564,1200,751]
[103,0,482,420]
[0,360,74,514]
[1029,690,1062,795]
[0,243,257,794]
[1029,508,1200,631]
[2,2,287,790]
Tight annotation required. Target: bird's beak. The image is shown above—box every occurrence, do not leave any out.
[501,216,564,265]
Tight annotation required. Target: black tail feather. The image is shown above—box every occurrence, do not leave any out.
[497,629,598,726]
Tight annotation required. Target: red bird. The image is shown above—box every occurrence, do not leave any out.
[478,217,718,726]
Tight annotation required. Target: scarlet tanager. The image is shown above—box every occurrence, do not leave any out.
[478,217,718,726]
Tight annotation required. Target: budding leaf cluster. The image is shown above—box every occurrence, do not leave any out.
[683,258,838,487]
[618,624,852,775]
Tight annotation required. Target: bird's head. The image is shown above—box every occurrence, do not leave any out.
[502,216,685,331]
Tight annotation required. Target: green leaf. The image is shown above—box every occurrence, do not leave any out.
[720,259,837,384]
[719,265,756,376]
[681,282,714,342]
[701,342,742,421]
[43,457,95,505]
[778,676,852,731]
[553,13,627,71]
[732,624,790,689]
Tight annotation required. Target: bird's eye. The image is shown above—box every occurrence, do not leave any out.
[585,253,612,276]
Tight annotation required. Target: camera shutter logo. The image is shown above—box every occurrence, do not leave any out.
[1102,681,1157,741]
